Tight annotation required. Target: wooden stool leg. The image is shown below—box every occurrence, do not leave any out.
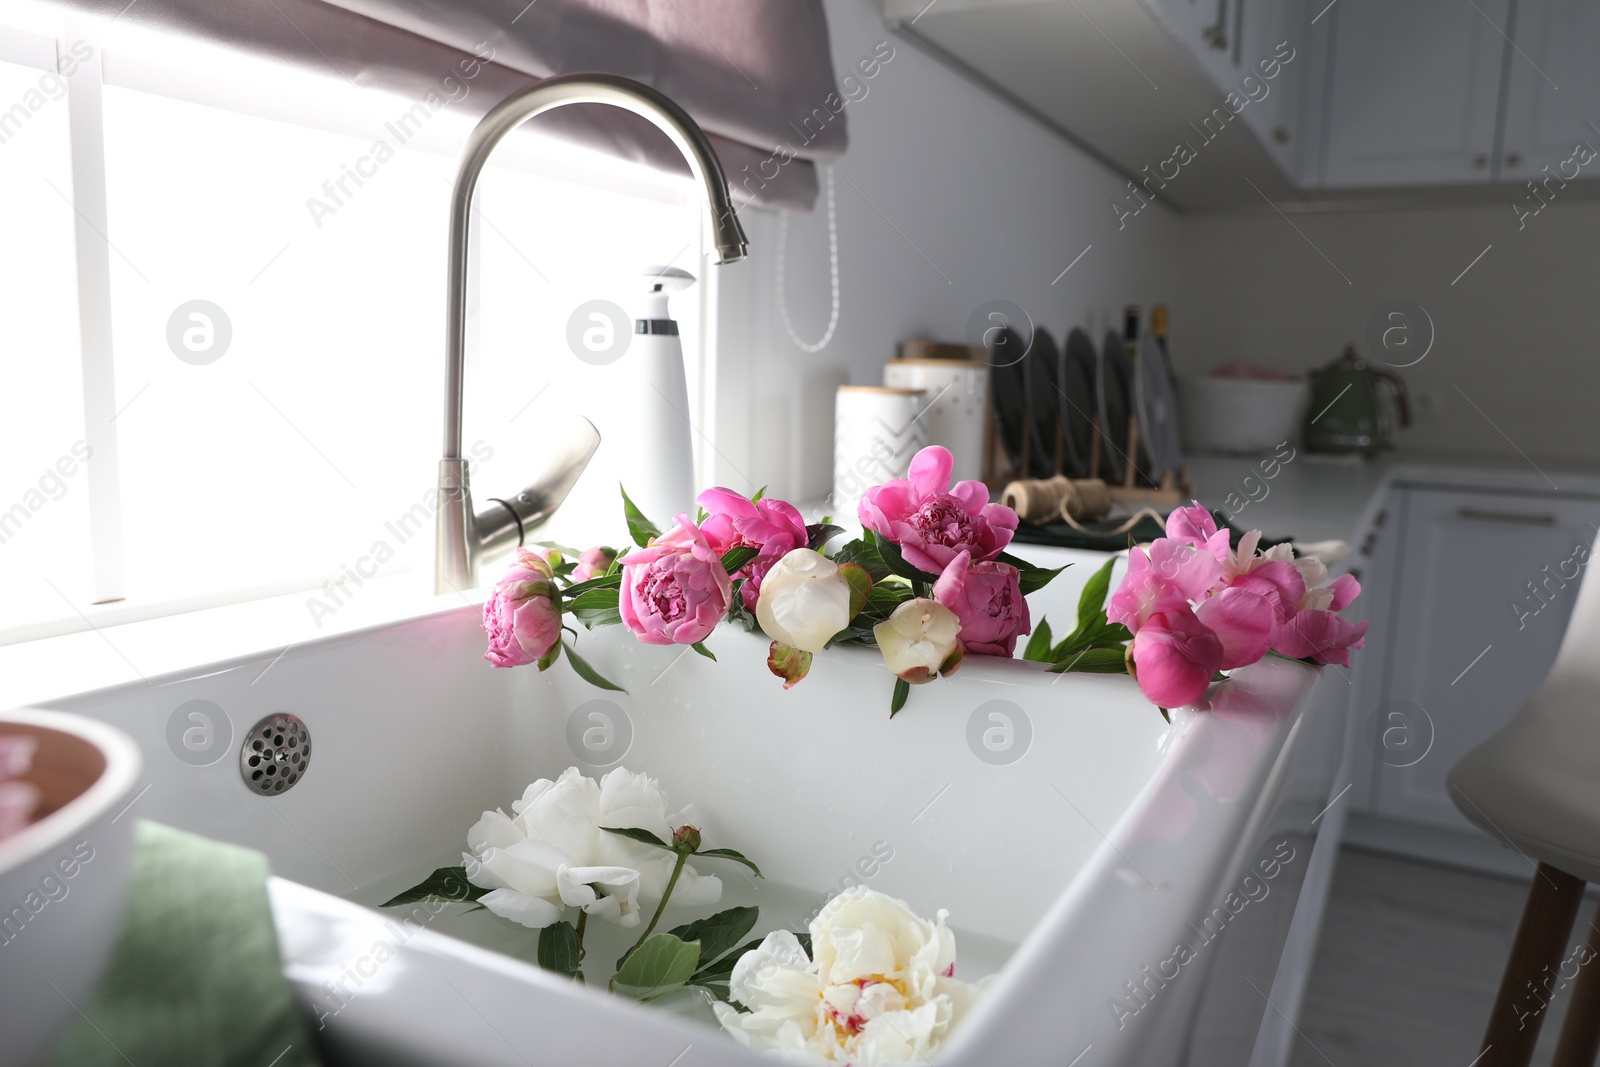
[1553,900,1600,1067]
[1480,863,1587,1067]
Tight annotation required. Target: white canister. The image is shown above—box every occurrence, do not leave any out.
[833,386,927,514]
[883,358,989,483]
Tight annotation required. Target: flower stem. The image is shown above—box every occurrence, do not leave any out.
[575,910,588,984]
[628,848,689,954]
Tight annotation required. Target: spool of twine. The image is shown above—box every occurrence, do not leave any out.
[1000,475,1167,536]
[1001,476,1112,524]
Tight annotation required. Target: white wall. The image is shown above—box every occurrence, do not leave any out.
[708,0,1181,504]
[1173,200,1600,464]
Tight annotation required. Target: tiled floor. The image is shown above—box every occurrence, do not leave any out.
[1290,847,1596,1067]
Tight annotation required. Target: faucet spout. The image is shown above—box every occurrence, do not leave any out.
[435,73,749,595]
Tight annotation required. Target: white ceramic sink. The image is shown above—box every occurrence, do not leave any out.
[39,545,1347,1066]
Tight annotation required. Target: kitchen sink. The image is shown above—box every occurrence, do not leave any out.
[41,546,1346,1065]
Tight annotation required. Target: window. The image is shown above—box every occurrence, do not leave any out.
[0,10,709,643]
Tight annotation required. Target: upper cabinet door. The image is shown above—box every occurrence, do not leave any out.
[1318,0,1510,187]
[1499,0,1600,181]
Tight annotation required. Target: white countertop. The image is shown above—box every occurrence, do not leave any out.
[1183,448,1600,546]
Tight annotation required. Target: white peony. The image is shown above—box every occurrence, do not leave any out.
[756,549,854,654]
[464,766,722,930]
[873,599,962,683]
[714,886,990,1065]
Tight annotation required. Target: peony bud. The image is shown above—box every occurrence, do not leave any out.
[672,825,702,852]
[755,548,853,654]
[873,598,963,683]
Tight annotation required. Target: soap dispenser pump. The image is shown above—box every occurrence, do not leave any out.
[620,265,697,523]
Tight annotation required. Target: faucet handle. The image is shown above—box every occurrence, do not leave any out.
[472,415,601,554]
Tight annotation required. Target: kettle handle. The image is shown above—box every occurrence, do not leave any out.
[1369,368,1411,427]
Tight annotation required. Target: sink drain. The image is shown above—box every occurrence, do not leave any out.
[240,713,311,796]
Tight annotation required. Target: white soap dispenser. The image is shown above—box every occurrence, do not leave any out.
[619,265,697,525]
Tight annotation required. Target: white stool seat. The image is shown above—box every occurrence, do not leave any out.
[1448,533,1600,886]
[1449,673,1600,884]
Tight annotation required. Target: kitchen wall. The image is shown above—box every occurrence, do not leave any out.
[709,0,1181,504]
[1173,199,1600,465]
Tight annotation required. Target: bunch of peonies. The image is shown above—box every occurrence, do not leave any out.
[1109,503,1367,709]
[463,766,721,930]
[714,887,990,1065]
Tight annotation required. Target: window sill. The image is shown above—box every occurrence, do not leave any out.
[0,573,485,712]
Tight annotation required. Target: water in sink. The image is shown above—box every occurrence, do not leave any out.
[346,849,1019,1028]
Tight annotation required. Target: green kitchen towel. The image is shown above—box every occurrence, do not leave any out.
[50,819,322,1067]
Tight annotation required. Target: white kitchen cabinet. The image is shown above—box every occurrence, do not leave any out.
[1234,0,1306,176]
[1316,0,1511,187]
[1498,0,1600,181]
[1368,485,1600,833]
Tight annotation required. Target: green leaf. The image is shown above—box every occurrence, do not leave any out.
[620,485,662,548]
[668,906,759,969]
[806,523,846,551]
[870,531,940,583]
[601,825,674,851]
[831,538,892,584]
[751,485,767,502]
[536,642,562,671]
[721,545,759,574]
[562,639,626,692]
[689,936,764,1000]
[1075,556,1117,623]
[1022,618,1054,663]
[838,563,873,620]
[695,847,764,878]
[767,641,812,689]
[559,571,623,599]
[1047,647,1132,674]
[692,641,717,661]
[796,932,813,957]
[890,677,911,717]
[567,586,622,629]
[994,551,1072,596]
[537,921,581,977]
[380,866,487,907]
[611,933,702,1001]
[1158,706,1171,724]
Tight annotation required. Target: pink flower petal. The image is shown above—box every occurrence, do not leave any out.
[1129,602,1223,708]
[1228,560,1306,622]
[1195,587,1275,670]
[1273,609,1369,666]
[908,446,954,496]
[1325,573,1360,612]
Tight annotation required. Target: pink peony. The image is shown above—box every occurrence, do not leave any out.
[1128,599,1224,708]
[1108,539,1222,633]
[571,546,616,583]
[933,550,1032,657]
[697,488,809,611]
[482,548,563,668]
[858,446,1018,575]
[619,515,733,646]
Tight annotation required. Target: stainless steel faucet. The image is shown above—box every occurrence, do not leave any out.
[434,73,750,594]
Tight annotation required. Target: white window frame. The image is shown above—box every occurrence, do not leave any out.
[0,16,719,644]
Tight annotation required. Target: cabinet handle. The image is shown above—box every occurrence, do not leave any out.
[1472,154,1489,170]
[1505,152,1522,168]
[1272,126,1291,144]
[1456,507,1557,526]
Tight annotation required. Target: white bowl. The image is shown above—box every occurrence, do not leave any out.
[1176,375,1309,455]
[0,708,142,1066]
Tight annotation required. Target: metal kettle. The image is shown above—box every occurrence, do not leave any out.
[1303,345,1411,455]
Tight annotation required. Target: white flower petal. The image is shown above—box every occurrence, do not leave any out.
[478,888,562,929]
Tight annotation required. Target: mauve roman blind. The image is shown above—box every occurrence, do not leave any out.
[70,0,846,209]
